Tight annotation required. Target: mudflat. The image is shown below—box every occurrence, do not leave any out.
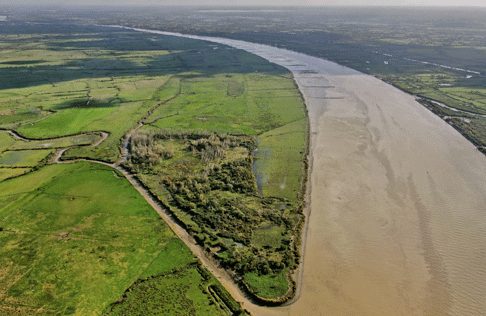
[130,28,486,316]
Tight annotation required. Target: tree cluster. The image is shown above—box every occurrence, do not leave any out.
[124,129,298,282]
[125,132,174,169]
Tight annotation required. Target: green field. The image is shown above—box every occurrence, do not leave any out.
[0,162,237,315]
[244,270,290,299]
[0,20,307,313]
[144,71,307,203]
[9,133,102,151]
[0,30,201,163]
[147,73,304,136]
[256,119,308,200]
[0,167,31,182]
[0,131,15,152]
[0,149,53,167]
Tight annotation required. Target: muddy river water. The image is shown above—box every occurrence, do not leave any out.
[123,27,486,316]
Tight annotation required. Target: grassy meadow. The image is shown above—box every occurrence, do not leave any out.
[0,19,307,313]
[0,149,53,167]
[0,162,234,315]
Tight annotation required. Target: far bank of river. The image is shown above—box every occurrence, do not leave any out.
[113,26,486,316]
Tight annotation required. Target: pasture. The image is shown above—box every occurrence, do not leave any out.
[0,162,235,315]
[0,20,307,309]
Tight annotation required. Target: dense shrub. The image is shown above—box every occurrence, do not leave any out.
[125,129,297,289]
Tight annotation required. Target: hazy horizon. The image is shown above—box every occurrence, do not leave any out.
[1,0,486,8]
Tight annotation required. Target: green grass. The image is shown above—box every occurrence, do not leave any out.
[10,133,101,150]
[105,266,225,316]
[18,107,117,138]
[244,270,290,299]
[0,23,307,306]
[0,107,52,129]
[0,131,15,152]
[252,224,286,249]
[255,119,307,201]
[0,149,52,167]
[0,167,31,181]
[0,162,230,315]
[137,238,195,278]
[149,73,304,136]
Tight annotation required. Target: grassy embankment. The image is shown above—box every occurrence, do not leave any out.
[0,26,259,315]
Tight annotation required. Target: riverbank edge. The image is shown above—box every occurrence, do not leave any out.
[379,80,486,155]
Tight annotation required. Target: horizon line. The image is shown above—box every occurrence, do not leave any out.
[2,4,486,8]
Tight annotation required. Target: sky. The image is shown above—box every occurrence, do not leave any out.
[1,0,486,7]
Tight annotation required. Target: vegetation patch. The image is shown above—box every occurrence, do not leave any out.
[0,167,31,182]
[0,131,15,152]
[104,263,244,316]
[53,97,123,110]
[0,149,53,167]
[10,133,102,150]
[123,127,305,300]
[255,119,307,201]
[252,224,286,249]
[0,162,233,315]
[244,270,290,299]
[0,20,308,309]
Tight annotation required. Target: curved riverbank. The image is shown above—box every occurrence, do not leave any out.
[114,27,486,316]
[13,23,481,315]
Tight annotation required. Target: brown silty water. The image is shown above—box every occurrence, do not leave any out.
[128,28,486,316]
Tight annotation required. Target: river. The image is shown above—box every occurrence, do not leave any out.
[113,26,486,316]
